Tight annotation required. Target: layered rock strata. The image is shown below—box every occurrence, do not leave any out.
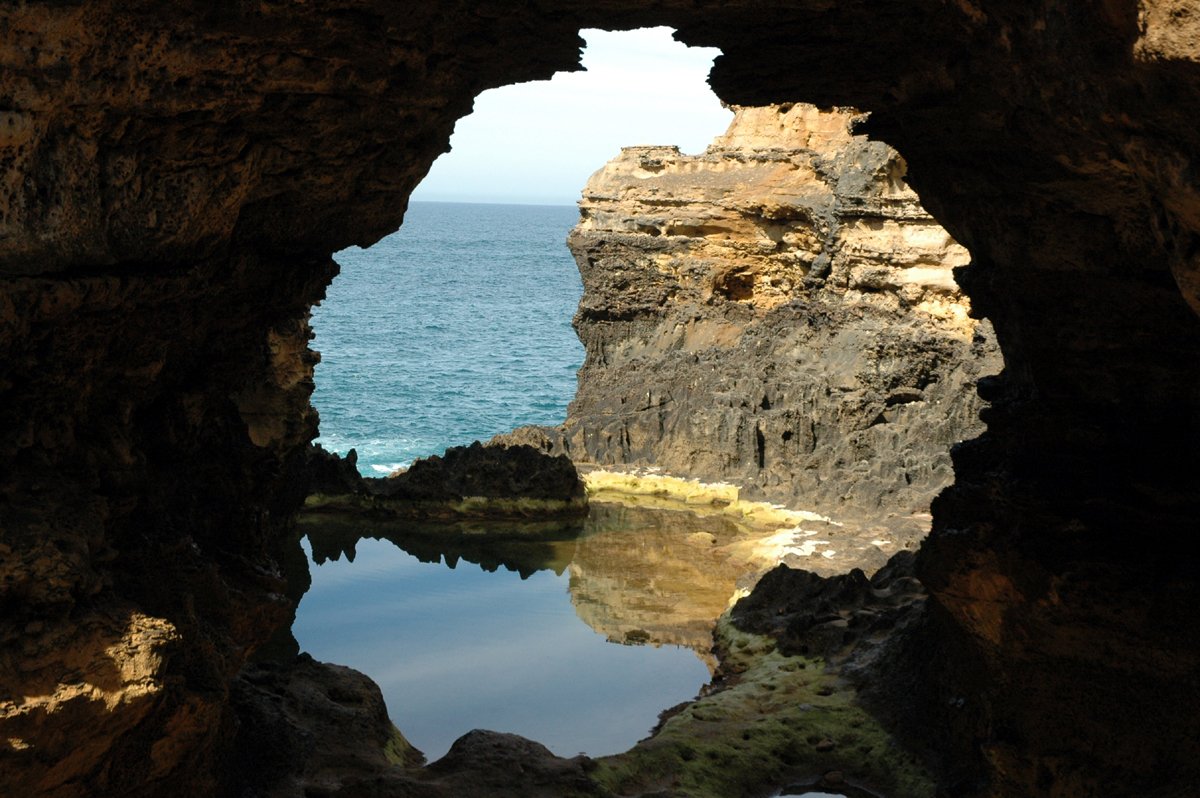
[512,104,1001,530]
[3,3,1200,796]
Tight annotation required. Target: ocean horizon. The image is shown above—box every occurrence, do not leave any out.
[311,200,585,475]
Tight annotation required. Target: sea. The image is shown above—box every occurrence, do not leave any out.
[299,201,712,762]
[311,200,585,475]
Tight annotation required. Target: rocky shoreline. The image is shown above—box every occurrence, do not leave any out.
[304,441,589,526]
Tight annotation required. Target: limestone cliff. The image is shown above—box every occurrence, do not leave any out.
[514,104,1000,530]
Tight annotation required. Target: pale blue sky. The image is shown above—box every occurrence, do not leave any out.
[410,27,732,206]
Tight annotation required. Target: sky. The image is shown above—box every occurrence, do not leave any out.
[409,27,733,206]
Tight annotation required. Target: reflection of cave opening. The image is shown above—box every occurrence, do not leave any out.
[295,502,762,759]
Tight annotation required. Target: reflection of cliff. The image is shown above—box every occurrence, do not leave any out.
[299,501,792,672]
[509,104,1000,524]
[299,512,584,580]
[567,503,752,668]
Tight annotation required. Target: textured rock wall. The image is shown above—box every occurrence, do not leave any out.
[541,104,1000,528]
[2,2,1200,796]
[0,254,330,796]
[0,2,578,793]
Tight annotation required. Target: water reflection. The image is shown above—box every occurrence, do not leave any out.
[293,501,770,760]
[568,503,763,669]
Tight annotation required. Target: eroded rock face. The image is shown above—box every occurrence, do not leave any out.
[0,256,328,796]
[528,104,1000,527]
[3,2,1200,796]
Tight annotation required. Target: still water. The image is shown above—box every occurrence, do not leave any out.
[292,502,757,761]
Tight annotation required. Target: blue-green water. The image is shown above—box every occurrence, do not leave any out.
[311,201,585,475]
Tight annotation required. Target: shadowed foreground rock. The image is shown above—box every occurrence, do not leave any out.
[228,655,425,795]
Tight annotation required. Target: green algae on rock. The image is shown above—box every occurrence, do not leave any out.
[594,616,935,798]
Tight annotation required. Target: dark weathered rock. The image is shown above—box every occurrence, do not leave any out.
[306,443,369,497]
[305,442,589,525]
[228,659,606,797]
[227,654,425,797]
[424,730,600,796]
[729,551,925,662]
[373,442,585,507]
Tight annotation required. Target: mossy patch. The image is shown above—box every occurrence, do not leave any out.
[383,722,425,768]
[451,495,587,518]
[584,470,741,507]
[583,469,835,532]
[592,617,935,798]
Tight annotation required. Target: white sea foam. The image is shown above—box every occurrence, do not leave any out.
[370,462,408,475]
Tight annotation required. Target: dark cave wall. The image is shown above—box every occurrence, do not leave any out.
[685,5,1200,788]
[2,2,1199,796]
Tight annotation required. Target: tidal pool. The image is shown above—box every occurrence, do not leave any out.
[293,502,758,762]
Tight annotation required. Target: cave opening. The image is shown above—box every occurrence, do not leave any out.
[309,26,731,474]
[294,21,1002,779]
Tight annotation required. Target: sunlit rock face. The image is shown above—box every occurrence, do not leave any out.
[2,2,1200,796]
[535,103,1000,528]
